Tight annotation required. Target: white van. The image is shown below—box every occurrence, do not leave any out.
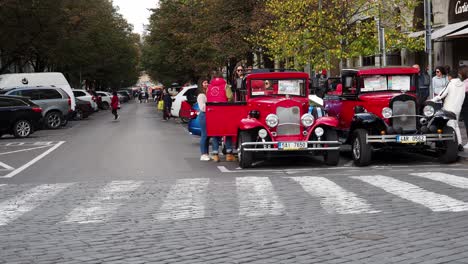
[0,72,76,110]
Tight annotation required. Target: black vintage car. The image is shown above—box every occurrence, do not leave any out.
[0,95,43,138]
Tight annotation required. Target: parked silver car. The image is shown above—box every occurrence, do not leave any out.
[0,86,73,129]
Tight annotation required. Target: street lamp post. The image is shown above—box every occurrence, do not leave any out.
[424,0,433,98]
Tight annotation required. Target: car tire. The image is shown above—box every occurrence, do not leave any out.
[323,129,340,166]
[238,131,254,168]
[74,109,84,120]
[101,102,110,110]
[13,120,32,138]
[45,111,63,129]
[438,126,458,163]
[352,129,372,166]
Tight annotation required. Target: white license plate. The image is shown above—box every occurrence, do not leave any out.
[278,142,307,150]
[396,135,426,143]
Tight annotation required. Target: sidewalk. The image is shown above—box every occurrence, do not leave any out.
[458,121,468,160]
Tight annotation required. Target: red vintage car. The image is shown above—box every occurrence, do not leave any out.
[324,67,458,166]
[206,70,341,168]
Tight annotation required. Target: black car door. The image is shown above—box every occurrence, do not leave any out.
[0,98,26,132]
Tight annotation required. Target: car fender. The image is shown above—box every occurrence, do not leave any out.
[306,117,339,139]
[239,118,268,131]
[349,112,387,137]
[312,116,339,128]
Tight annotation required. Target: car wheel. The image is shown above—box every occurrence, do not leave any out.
[101,102,110,110]
[238,131,254,168]
[323,129,340,166]
[13,120,32,138]
[438,126,458,163]
[74,109,83,120]
[180,117,190,123]
[45,111,63,129]
[352,129,372,166]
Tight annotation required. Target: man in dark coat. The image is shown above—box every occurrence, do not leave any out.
[162,89,172,121]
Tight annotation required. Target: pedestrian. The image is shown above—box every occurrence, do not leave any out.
[432,66,448,95]
[231,65,245,101]
[138,90,143,103]
[162,89,172,121]
[413,64,430,105]
[197,78,210,161]
[111,90,119,120]
[207,74,235,162]
[459,66,468,150]
[434,69,466,151]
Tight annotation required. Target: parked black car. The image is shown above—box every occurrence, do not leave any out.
[73,98,94,120]
[117,90,131,102]
[0,95,43,138]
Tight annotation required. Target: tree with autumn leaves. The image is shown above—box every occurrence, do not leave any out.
[256,0,425,71]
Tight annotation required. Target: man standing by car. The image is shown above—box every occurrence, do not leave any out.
[413,64,431,104]
[434,69,466,151]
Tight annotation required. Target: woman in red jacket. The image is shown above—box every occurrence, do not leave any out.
[111,91,120,120]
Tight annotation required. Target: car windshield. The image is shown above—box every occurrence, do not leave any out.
[249,79,307,97]
[361,75,415,92]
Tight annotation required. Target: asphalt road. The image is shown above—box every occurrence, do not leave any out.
[1,101,468,264]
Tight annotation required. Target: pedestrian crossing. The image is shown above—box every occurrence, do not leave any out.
[1,172,468,226]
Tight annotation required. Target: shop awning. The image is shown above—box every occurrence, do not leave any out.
[408,30,425,38]
[431,21,468,39]
[447,27,468,38]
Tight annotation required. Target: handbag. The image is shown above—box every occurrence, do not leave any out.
[157,100,164,110]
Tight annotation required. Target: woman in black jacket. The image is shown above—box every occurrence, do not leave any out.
[162,89,172,121]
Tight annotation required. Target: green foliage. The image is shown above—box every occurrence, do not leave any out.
[142,0,268,85]
[0,0,140,89]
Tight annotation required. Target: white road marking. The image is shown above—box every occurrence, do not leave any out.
[236,177,284,217]
[353,175,468,212]
[5,142,25,146]
[63,181,143,224]
[0,145,50,156]
[0,161,14,171]
[217,165,468,173]
[289,177,380,214]
[0,141,65,178]
[0,183,73,226]
[155,178,210,221]
[411,172,468,189]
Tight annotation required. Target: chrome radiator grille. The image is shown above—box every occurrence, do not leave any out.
[392,100,416,131]
[276,106,300,135]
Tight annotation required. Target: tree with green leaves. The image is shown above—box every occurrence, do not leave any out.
[0,0,140,89]
[142,0,269,85]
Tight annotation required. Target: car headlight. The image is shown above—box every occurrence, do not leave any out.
[314,127,324,137]
[382,107,392,119]
[258,129,268,139]
[423,105,435,117]
[265,114,279,128]
[301,113,315,127]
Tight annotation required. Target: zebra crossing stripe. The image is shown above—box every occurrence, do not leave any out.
[289,177,380,214]
[236,177,284,217]
[352,175,468,212]
[411,172,468,189]
[0,183,73,226]
[63,181,143,224]
[155,178,210,221]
